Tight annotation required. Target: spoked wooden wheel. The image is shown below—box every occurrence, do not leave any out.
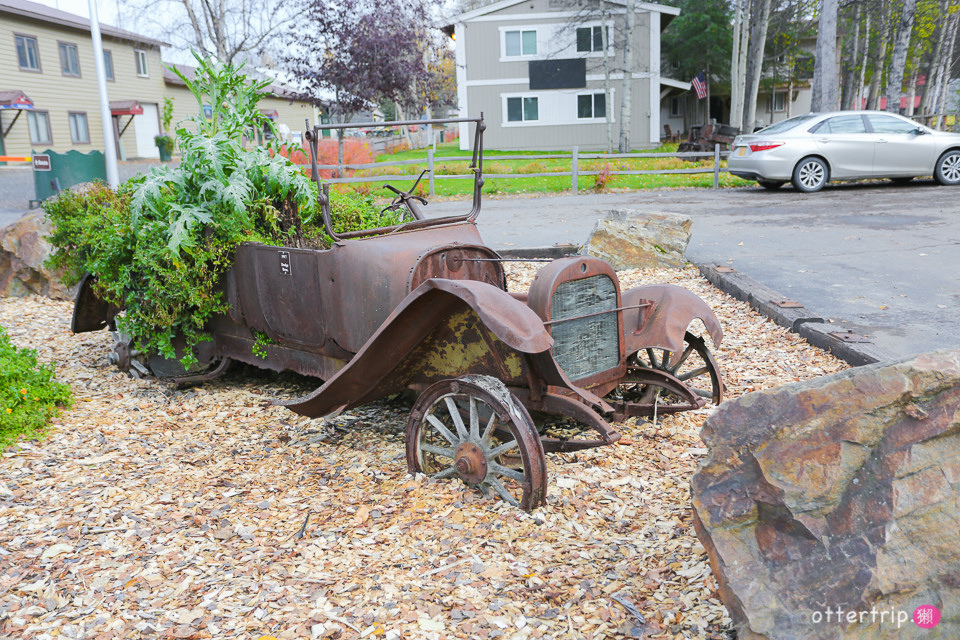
[405,375,547,511]
[624,331,723,413]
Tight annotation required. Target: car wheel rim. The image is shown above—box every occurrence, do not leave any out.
[799,162,824,189]
[943,155,960,182]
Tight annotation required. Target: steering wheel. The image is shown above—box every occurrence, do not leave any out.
[380,170,430,220]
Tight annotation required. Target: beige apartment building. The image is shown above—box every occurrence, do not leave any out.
[0,0,315,160]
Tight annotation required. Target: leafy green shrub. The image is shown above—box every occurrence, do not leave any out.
[45,183,134,289]
[0,326,72,451]
[45,54,385,367]
[327,192,400,236]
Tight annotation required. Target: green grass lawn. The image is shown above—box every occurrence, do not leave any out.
[332,140,751,197]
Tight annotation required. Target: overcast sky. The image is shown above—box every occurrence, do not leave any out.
[34,0,122,25]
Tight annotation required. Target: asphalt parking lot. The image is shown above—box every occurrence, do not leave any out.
[4,166,958,363]
[426,179,960,362]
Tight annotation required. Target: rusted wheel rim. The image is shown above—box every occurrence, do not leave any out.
[405,375,547,511]
[623,331,723,411]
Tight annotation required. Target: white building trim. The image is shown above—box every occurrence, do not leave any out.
[455,22,470,150]
[499,88,616,128]
[447,0,679,24]
[661,77,691,91]
[498,24,541,62]
[473,10,625,23]
[464,72,657,88]
[647,9,660,143]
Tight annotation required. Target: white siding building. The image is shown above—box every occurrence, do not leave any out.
[446,0,684,150]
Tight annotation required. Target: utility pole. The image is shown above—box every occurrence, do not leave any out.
[88,0,119,187]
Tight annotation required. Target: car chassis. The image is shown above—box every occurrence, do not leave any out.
[72,115,725,511]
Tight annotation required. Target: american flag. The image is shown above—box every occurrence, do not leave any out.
[691,71,707,100]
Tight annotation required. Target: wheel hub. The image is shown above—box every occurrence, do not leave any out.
[454,442,488,484]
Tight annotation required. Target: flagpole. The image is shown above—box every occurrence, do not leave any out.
[705,65,711,123]
[88,0,120,188]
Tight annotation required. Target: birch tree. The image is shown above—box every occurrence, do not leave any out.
[742,0,772,131]
[920,0,950,117]
[618,0,636,152]
[856,12,871,109]
[811,0,840,111]
[601,1,615,152]
[886,0,919,112]
[729,0,751,131]
[840,2,862,111]
[865,5,890,110]
[934,2,960,126]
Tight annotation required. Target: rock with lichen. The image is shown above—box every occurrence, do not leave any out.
[0,211,76,300]
[692,350,960,639]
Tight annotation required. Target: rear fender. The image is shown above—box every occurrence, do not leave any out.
[71,274,121,333]
[279,278,555,418]
[622,284,723,365]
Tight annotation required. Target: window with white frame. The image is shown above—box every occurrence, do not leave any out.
[135,49,149,76]
[15,34,41,71]
[506,96,539,122]
[69,112,90,143]
[577,92,606,119]
[103,50,115,81]
[504,29,536,57]
[28,111,52,144]
[670,97,684,117]
[59,42,81,77]
[768,92,786,112]
[576,26,608,53]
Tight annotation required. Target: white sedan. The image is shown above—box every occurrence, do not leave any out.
[727,111,960,192]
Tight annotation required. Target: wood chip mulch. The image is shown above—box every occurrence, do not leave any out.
[0,264,846,640]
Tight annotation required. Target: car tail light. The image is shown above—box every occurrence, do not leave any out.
[749,141,784,152]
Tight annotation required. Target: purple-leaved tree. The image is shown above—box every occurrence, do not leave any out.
[281,0,449,167]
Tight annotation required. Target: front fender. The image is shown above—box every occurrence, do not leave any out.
[279,278,554,418]
[622,284,723,361]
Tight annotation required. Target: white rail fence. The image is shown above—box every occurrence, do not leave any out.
[319,144,731,195]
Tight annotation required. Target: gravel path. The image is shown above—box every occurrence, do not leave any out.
[0,265,846,639]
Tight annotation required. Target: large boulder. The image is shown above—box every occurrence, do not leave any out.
[0,211,76,300]
[582,209,692,270]
[692,350,960,639]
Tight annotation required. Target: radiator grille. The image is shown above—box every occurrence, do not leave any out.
[550,275,619,380]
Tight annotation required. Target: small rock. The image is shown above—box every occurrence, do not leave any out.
[582,210,692,270]
[0,211,77,299]
[212,527,233,541]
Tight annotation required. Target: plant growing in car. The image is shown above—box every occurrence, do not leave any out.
[46,53,396,368]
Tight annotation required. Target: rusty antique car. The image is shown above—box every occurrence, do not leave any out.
[72,116,724,511]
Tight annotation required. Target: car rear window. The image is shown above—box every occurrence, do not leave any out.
[756,114,819,135]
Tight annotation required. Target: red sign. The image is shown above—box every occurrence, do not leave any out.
[32,154,51,171]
